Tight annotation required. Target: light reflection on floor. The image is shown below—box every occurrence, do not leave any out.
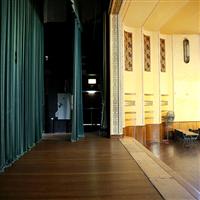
[146,140,200,191]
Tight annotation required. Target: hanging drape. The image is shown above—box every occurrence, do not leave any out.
[0,0,44,172]
[101,12,108,132]
[71,19,84,142]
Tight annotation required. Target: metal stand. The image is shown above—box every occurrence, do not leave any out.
[163,121,171,144]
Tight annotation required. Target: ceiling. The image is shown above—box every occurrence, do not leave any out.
[122,0,200,34]
[76,0,110,23]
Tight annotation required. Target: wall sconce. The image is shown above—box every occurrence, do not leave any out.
[183,38,190,63]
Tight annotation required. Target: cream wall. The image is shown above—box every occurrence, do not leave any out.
[122,17,200,126]
[110,0,200,136]
[173,35,200,121]
[123,26,143,126]
[122,25,175,126]
[143,30,156,95]
[160,35,173,96]
[160,34,173,121]
[143,30,160,124]
[122,29,200,125]
[123,26,137,94]
[134,28,144,126]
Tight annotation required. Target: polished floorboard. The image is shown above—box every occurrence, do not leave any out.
[0,133,162,200]
[146,140,200,191]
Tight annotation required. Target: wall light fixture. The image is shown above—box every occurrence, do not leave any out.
[183,38,190,64]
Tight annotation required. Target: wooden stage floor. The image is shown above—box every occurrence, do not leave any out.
[0,133,162,200]
[146,140,200,191]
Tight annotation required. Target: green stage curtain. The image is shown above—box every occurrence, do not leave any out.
[101,12,108,132]
[0,0,44,172]
[71,19,84,142]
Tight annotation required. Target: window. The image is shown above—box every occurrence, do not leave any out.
[144,35,151,72]
[124,31,133,71]
[160,38,166,72]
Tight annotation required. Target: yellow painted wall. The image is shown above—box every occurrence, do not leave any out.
[123,26,143,126]
[173,35,200,121]
[122,23,200,126]
[160,34,173,121]
[123,26,137,94]
[160,35,173,96]
[134,28,144,126]
[114,0,200,138]
[122,26,174,126]
[143,30,155,94]
[150,31,160,124]
[143,30,156,124]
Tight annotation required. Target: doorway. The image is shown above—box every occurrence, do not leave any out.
[43,0,74,135]
[44,22,73,134]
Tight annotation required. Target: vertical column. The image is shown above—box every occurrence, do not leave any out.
[152,32,160,124]
[110,14,123,135]
[169,35,174,112]
[135,28,144,126]
[118,15,124,133]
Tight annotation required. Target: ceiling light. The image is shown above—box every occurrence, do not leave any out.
[87,90,96,95]
[88,79,96,84]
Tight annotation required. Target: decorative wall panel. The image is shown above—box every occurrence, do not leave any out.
[124,93,136,126]
[118,16,123,134]
[161,94,169,122]
[124,31,133,71]
[144,35,151,72]
[144,94,154,124]
[111,15,119,134]
[160,39,166,72]
[110,14,123,135]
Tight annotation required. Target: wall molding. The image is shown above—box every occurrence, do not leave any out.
[109,0,123,14]
[110,14,123,135]
[124,124,163,144]
[110,134,124,139]
[172,121,200,130]
[124,121,200,145]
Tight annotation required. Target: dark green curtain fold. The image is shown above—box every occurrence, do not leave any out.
[0,0,44,172]
[101,13,108,131]
[71,19,84,142]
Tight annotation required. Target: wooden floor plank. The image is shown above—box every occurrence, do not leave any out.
[0,133,163,200]
[121,137,198,199]
[146,140,200,191]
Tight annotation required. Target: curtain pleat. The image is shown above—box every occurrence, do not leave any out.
[101,13,108,131]
[71,19,84,142]
[0,0,44,172]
